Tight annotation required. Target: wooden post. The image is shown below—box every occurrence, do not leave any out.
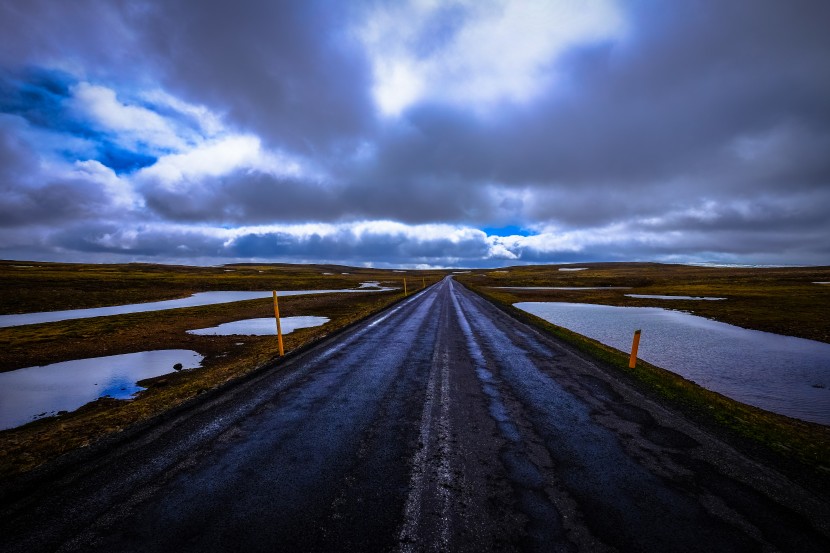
[422,277,425,289]
[404,278,408,296]
[629,329,641,368]
[273,290,284,357]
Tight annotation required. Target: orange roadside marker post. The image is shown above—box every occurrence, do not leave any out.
[273,290,284,356]
[422,277,425,289]
[404,278,408,296]
[629,329,641,368]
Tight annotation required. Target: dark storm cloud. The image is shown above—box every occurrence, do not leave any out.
[0,118,115,226]
[0,1,141,71]
[140,171,343,224]
[134,0,376,154]
[230,230,492,264]
[517,0,830,189]
[257,231,492,265]
[139,166,506,226]
[50,222,225,258]
[1,0,374,152]
[0,178,112,227]
[349,0,830,227]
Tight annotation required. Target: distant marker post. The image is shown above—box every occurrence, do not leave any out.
[629,329,641,368]
[422,277,425,289]
[404,278,408,296]
[273,290,284,356]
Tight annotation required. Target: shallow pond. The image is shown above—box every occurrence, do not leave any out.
[625,294,726,301]
[495,286,630,290]
[0,350,203,430]
[0,285,393,328]
[188,316,329,336]
[515,302,830,425]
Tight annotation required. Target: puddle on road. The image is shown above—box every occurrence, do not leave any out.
[625,294,726,301]
[187,316,329,336]
[0,350,204,430]
[0,285,393,328]
[515,302,830,425]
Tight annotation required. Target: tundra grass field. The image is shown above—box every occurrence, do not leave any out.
[0,261,445,477]
[455,262,830,343]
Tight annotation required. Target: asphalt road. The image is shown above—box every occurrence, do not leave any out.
[1,277,828,552]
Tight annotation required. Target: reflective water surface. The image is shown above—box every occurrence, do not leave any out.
[187,316,330,336]
[495,286,630,290]
[625,294,726,300]
[0,350,204,430]
[515,302,830,425]
[0,285,393,328]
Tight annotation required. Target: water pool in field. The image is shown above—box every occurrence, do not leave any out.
[625,294,726,300]
[187,316,330,336]
[494,286,630,290]
[515,302,830,425]
[0,350,204,430]
[0,285,394,328]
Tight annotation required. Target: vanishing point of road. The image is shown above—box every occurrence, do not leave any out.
[1,277,828,552]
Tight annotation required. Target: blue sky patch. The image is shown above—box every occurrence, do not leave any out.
[95,145,158,174]
[0,67,79,133]
[480,225,532,237]
[1,67,160,174]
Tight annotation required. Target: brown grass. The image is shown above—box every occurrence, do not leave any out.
[456,262,830,343]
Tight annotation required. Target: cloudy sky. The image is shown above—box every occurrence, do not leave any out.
[1,0,828,267]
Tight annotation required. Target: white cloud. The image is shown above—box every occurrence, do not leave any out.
[60,82,317,193]
[136,135,307,189]
[360,0,626,116]
[371,59,425,117]
[212,221,485,244]
[350,220,485,242]
[12,211,825,267]
[216,219,639,262]
[140,89,225,137]
[137,135,261,185]
[71,160,141,209]
[66,83,188,151]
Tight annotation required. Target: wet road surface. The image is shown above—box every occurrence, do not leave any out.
[1,277,828,552]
